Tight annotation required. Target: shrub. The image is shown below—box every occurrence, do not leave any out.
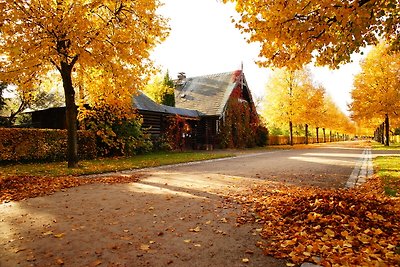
[151,136,173,151]
[0,128,96,163]
[255,125,269,147]
[81,105,153,157]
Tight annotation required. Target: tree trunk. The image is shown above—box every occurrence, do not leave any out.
[60,61,78,168]
[323,128,326,143]
[385,114,390,146]
[289,120,293,146]
[329,130,332,142]
[305,124,308,145]
[316,127,319,143]
[381,123,385,145]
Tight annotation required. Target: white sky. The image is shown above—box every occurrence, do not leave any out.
[152,0,367,115]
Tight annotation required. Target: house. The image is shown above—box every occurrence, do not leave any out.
[132,91,200,149]
[174,70,259,149]
[30,107,67,129]
[25,70,260,150]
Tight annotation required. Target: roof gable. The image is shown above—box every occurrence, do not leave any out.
[175,70,243,116]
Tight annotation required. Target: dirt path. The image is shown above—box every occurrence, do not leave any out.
[0,142,368,266]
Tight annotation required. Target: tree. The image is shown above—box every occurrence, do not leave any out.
[323,96,355,141]
[262,68,318,145]
[350,43,400,145]
[143,71,175,107]
[298,84,325,144]
[223,0,399,69]
[262,68,354,143]
[0,1,168,167]
[0,83,6,111]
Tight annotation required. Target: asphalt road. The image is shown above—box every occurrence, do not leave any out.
[150,141,368,189]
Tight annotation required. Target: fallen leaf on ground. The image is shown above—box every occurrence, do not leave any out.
[0,175,141,203]
[140,244,150,251]
[189,226,201,232]
[232,176,400,266]
[89,260,102,267]
[54,233,65,238]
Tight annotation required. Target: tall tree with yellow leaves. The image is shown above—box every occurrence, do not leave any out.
[262,68,319,145]
[298,84,325,144]
[223,0,399,69]
[143,71,175,107]
[350,43,400,146]
[323,96,355,141]
[0,1,169,167]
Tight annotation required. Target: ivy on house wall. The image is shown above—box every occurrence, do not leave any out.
[218,87,262,148]
[164,115,191,151]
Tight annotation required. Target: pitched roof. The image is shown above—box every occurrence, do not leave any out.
[132,91,200,118]
[174,70,242,116]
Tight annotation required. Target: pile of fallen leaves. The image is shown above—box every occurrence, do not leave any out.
[235,176,400,266]
[0,175,140,203]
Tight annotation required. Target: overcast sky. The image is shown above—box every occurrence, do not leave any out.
[152,0,367,115]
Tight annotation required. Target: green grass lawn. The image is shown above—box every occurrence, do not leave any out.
[0,151,234,178]
[373,156,400,197]
[372,141,400,150]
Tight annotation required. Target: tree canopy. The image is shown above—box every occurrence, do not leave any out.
[0,0,169,166]
[262,68,354,143]
[223,0,399,69]
[350,43,400,144]
[143,71,175,107]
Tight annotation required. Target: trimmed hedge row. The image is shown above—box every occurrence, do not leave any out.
[0,128,97,163]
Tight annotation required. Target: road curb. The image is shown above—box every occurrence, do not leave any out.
[346,148,373,188]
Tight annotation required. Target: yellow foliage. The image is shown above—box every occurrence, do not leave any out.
[0,0,169,109]
[223,0,399,69]
[262,68,354,134]
[0,0,169,164]
[350,43,400,129]
[142,73,175,105]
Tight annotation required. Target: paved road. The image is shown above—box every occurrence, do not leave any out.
[0,141,385,267]
[141,141,368,189]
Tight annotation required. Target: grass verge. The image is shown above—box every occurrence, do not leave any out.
[372,141,400,150]
[0,151,234,178]
[373,156,400,197]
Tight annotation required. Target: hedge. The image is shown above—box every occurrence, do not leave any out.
[0,128,97,163]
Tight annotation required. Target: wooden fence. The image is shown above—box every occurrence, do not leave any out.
[390,135,400,143]
[268,135,348,145]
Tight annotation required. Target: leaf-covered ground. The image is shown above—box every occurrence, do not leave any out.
[2,175,399,266]
[234,176,400,266]
[0,175,140,203]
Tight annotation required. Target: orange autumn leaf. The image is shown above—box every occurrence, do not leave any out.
[234,175,400,266]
